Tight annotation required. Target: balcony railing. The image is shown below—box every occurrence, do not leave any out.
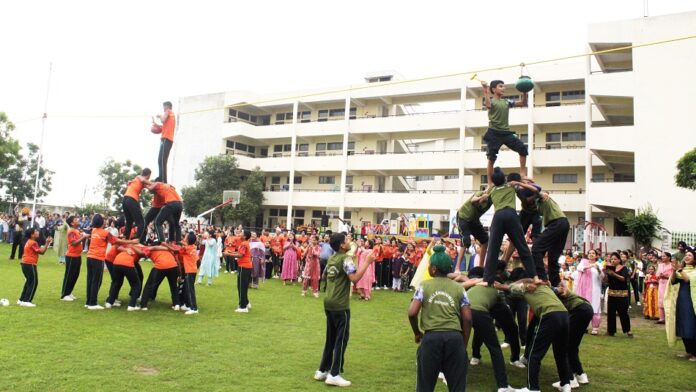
[590,177,634,183]
[264,187,585,194]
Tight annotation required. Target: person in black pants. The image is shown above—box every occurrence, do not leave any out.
[506,268,529,348]
[482,168,538,285]
[454,191,492,273]
[106,245,144,310]
[140,192,163,244]
[148,182,183,244]
[604,252,632,336]
[140,245,181,310]
[557,285,593,387]
[228,230,253,312]
[18,229,52,307]
[122,168,151,243]
[10,213,30,260]
[61,216,89,300]
[155,101,175,183]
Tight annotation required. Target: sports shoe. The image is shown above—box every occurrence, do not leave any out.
[636,301,641,306]
[87,305,104,310]
[140,307,148,311]
[552,378,579,389]
[470,357,481,366]
[438,372,447,385]
[514,388,540,392]
[224,270,229,273]
[104,302,112,309]
[313,370,328,381]
[552,382,572,392]
[501,342,510,349]
[16,300,24,306]
[521,345,526,350]
[313,292,320,298]
[235,307,249,313]
[185,309,199,315]
[20,302,37,307]
[69,294,77,300]
[325,374,351,387]
[114,300,122,306]
[61,295,74,301]
[247,302,252,309]
[127,306,141,311]
[575,373,589,384]
[375,286,381,290]
[497,387,516,392]
[181,305,190,311]
[172,305,180,311]
[383,286,388,289]
[519,356,528,366]
[510,360,526,368]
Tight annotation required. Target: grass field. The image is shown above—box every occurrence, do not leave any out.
[0,242,693,392]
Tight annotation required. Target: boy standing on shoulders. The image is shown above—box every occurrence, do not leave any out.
[481,79,529,186]
[408,245,473,392]
[313,233,375,387]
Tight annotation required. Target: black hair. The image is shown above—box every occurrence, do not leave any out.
[115,216,125,229]
[66,215,77,227]
[243,229,251,241]
[491,167,506,186]
[620,250,629,259]
[365,239,374,249]
[163,101,173,109]
[141,168,152,177]
[685,249,696,264]
[24,228,36,240]
[508,267,527,282]
[92,214,104,228]
[186,231,197,245]
[610,251,621,262]
[663,251,672,259]
[489,80,504,94]
[507,172,522,182]
[330,233,346,252]
[468,266,484,279]
[678,241,687,248]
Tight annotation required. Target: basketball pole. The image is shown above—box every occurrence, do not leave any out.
[32,62,52,215]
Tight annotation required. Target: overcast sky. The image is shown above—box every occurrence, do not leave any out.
[1,0,694,207]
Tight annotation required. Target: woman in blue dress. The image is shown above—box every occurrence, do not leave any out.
[197,230,219,286]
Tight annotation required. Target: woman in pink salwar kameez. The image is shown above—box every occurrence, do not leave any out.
[576,249,604,334]
[281,232,299,285]
[656,252,674,324]
[355,240,376,300]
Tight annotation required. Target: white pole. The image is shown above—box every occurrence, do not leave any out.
[32,62,52,215]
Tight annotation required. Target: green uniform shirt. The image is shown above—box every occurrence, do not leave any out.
[467,285,499,313]
[414,277,470,332]
[512,284,567,318]
[517,185,541,213]
[458,191,492,221]
[560,292,589,312]
[490,184,516,211]
[538,196,565,225]
[488,98,513,131]
[675,251,685,262]
[324,252,356,311]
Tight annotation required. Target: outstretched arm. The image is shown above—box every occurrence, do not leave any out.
[481,81,492,109]
[514,92,529,108]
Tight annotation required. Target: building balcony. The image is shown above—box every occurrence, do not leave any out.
[588,71,634,97]
[349,111,461,138]
[263,189,463,211]
[546,190,587,212]
[532,145,586,168]
[533,103,585,124]
[587,125,635,152]
[588,180,637,212]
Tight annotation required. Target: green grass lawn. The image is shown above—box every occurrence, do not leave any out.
[0,242,693,391]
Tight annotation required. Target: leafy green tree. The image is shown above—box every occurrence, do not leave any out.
[620,204,663,249]
[0,112,21,173]
[181,155,264,226]
[0,143,53,206]
[675,147,696,190]
[98,159,152,211]
[75,203,116,216]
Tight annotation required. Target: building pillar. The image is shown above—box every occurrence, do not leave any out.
[339,95,350,219]
[527,89,535,176]
[584,46,593,241]
[458,83,467,203]
[286,100,299,229]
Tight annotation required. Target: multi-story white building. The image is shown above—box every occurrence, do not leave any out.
[171,11,696,244]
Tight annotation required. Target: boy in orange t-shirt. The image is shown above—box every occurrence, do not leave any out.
[179,232,200,314]
[18,228,53,307]
[227,230,253,313]
[61,215,90,301]
[155,101,176,183]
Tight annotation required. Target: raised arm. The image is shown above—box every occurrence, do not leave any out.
[481,81,492,109]
[348,251,375,283]
[514,92,529,108]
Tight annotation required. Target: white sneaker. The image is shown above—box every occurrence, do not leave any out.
[575,373,589,384]
[20,302,37,307]
[510,360,526,368]
[636,301,641,306]
[181,305,190,311]
[87,305,104,310]
[375,286,381,290]
[235,307,249,313]
[112,301,122,307]
[224,270,229,273]
[497,387,516,392]
[104,302,112,309]
[313,370,328,381]
[551,381,574,391]
[185,309,198,315]
[140,307,148,311]
[16,300,24,306]
[325,374,351,387]
[172,305,180,311]
[438,372,447,385]
[501,342,510,349]
[69,294,77,300]
[519,357,528,366]
[313,292,320,298]
[247,302,252,309]
[61,295,74,301]
[515,388,540,392]
[127,306,141,311]
[470,357,481,366]
[383,286,388,289]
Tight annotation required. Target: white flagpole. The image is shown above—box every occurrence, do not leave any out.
[32,62,53,215]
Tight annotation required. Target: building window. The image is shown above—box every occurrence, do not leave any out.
[275,113,285,124]
[319,176,336,184]
[546,133,561,142]
[614,173,635,182]
[271,176,281,184]
[226,140,234,149]
[480,175,488,184]
[346,176,353,184]
[349,108,357,119]
[329,108,345,118]
[293,176,302,184]
[269,208,278,216]
[553,173,578,184]
[344,211,352,219]
[545,92,561,107]
[327,142,342,150]
[562,131,586,141]
[444,175,459,180]
[347,142,355,150]
[299,111,311,123]
[562,90,585,101]
[591,173,605,182]
[312,210,323,218]
[416,176,435,181]
[293,209,305,217]
[273,144,283,153]
[318,110,329,122]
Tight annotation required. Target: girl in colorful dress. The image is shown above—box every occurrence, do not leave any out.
[197,230,218,286]
[656,251,674,324]
[301,236,322,297]
[356,239,376,300]
[643,265,659,319]
[391,249,404,291]
[576,249,604,335]
[281,232,299,285]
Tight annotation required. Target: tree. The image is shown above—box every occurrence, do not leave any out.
[619,204,663,249]
[181,155,264,226]
[0,112,21,173]
[75,203,115,216]
[675,147,696,190]
[98,159,152,211]
[0,143,53,206]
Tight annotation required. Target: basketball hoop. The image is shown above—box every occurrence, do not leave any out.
[223,190,241,207]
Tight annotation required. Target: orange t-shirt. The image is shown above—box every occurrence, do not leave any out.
[105,245,119,263]
[180,245,199,274]
[161,109,176,141]
[88,228,117,261]
[114,251,139,268]
[382,245,395,259]
[22,239,41,265]
[149,249,178,270]
[124,177,144,201]
[152,191,165,209]
[225,236,239,253]
[154,183,182,204]
[66,228,84,257]
[236,241,252,269]
[373,244,384,262]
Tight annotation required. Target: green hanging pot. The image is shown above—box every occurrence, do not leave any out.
[515,75,534,93]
